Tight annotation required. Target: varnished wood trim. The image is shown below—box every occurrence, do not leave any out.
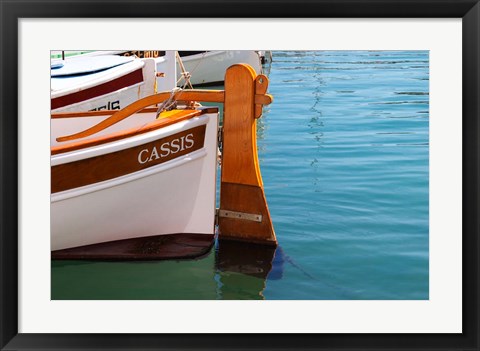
[51,124,206,193]
[51,68,144,110]
[56,90,225,142]
[254,93,273,106]
[255,75,270,119]
[51,107,159,118]
[51,109,216,155]
[51,106,218,120]
[218,182,276,245]
[221,64,261,187]
[219,64,276,245]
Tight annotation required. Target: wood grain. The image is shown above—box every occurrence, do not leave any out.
[254,74,269,119]
[51,109,218,155]
[56,90,225,142]
[219,64,276,245]
[218,182,276,245]
[221,64,260,186]
[51,107,159,119]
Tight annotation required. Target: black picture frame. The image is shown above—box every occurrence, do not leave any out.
[1,1,478,350]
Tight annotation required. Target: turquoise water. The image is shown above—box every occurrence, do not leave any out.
[52,51,429,300]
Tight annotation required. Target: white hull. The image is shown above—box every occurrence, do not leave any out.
[51,51,265,91]
[51,111,218,251]
[51,55,162,113]
[50,63,277,257]
[176,51,263,86]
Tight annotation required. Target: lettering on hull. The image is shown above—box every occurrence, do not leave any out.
[51,68,144,110]
[89,100,121,111]
[51,124,206,193]
[137,132,195,164]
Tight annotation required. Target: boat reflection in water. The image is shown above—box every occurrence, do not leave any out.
[214,240,284,299]
[51,240,284,300]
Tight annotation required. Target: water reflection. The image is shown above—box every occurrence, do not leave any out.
[214,240,283,299]
[309,66,326,192]
[51,239,284,300]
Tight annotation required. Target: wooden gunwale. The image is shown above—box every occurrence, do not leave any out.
[51,108,217,155]
[51,106,159,118]
[53,89,271,142]
[55,90,225,142]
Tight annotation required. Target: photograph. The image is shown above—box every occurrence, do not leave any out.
[50,50,430,301]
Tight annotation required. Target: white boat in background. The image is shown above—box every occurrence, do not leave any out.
[51,50,94,59]
[171,50,264,86]
[257,50,273,64]
[51,53,176,113]
[51,50,270,87]
[51,63,277,260]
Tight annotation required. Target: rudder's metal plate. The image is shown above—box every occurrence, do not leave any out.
[218,209,262,222]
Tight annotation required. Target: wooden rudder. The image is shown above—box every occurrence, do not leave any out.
[219,64,277,246]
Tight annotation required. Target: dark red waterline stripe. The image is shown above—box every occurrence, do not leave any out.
[51,68,144,110]
[51,233,215,261]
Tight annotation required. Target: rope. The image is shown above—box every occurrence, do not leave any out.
[156,87,181,117]
[175,51,194,89]
[156,51,209,117]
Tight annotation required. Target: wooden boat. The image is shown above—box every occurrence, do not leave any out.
[51,64,277,260]
[51,50,268,89]
[170,50,265,86]
[51,53,176,113]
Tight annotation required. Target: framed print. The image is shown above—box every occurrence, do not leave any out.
[1,0,479,350]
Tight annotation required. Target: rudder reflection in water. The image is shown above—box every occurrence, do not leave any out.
[214,240,284,300]
[51,239,284,300]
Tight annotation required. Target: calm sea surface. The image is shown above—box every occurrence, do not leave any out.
[51,51,429,300]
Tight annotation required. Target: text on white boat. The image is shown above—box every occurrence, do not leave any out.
[137,133,195,164]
